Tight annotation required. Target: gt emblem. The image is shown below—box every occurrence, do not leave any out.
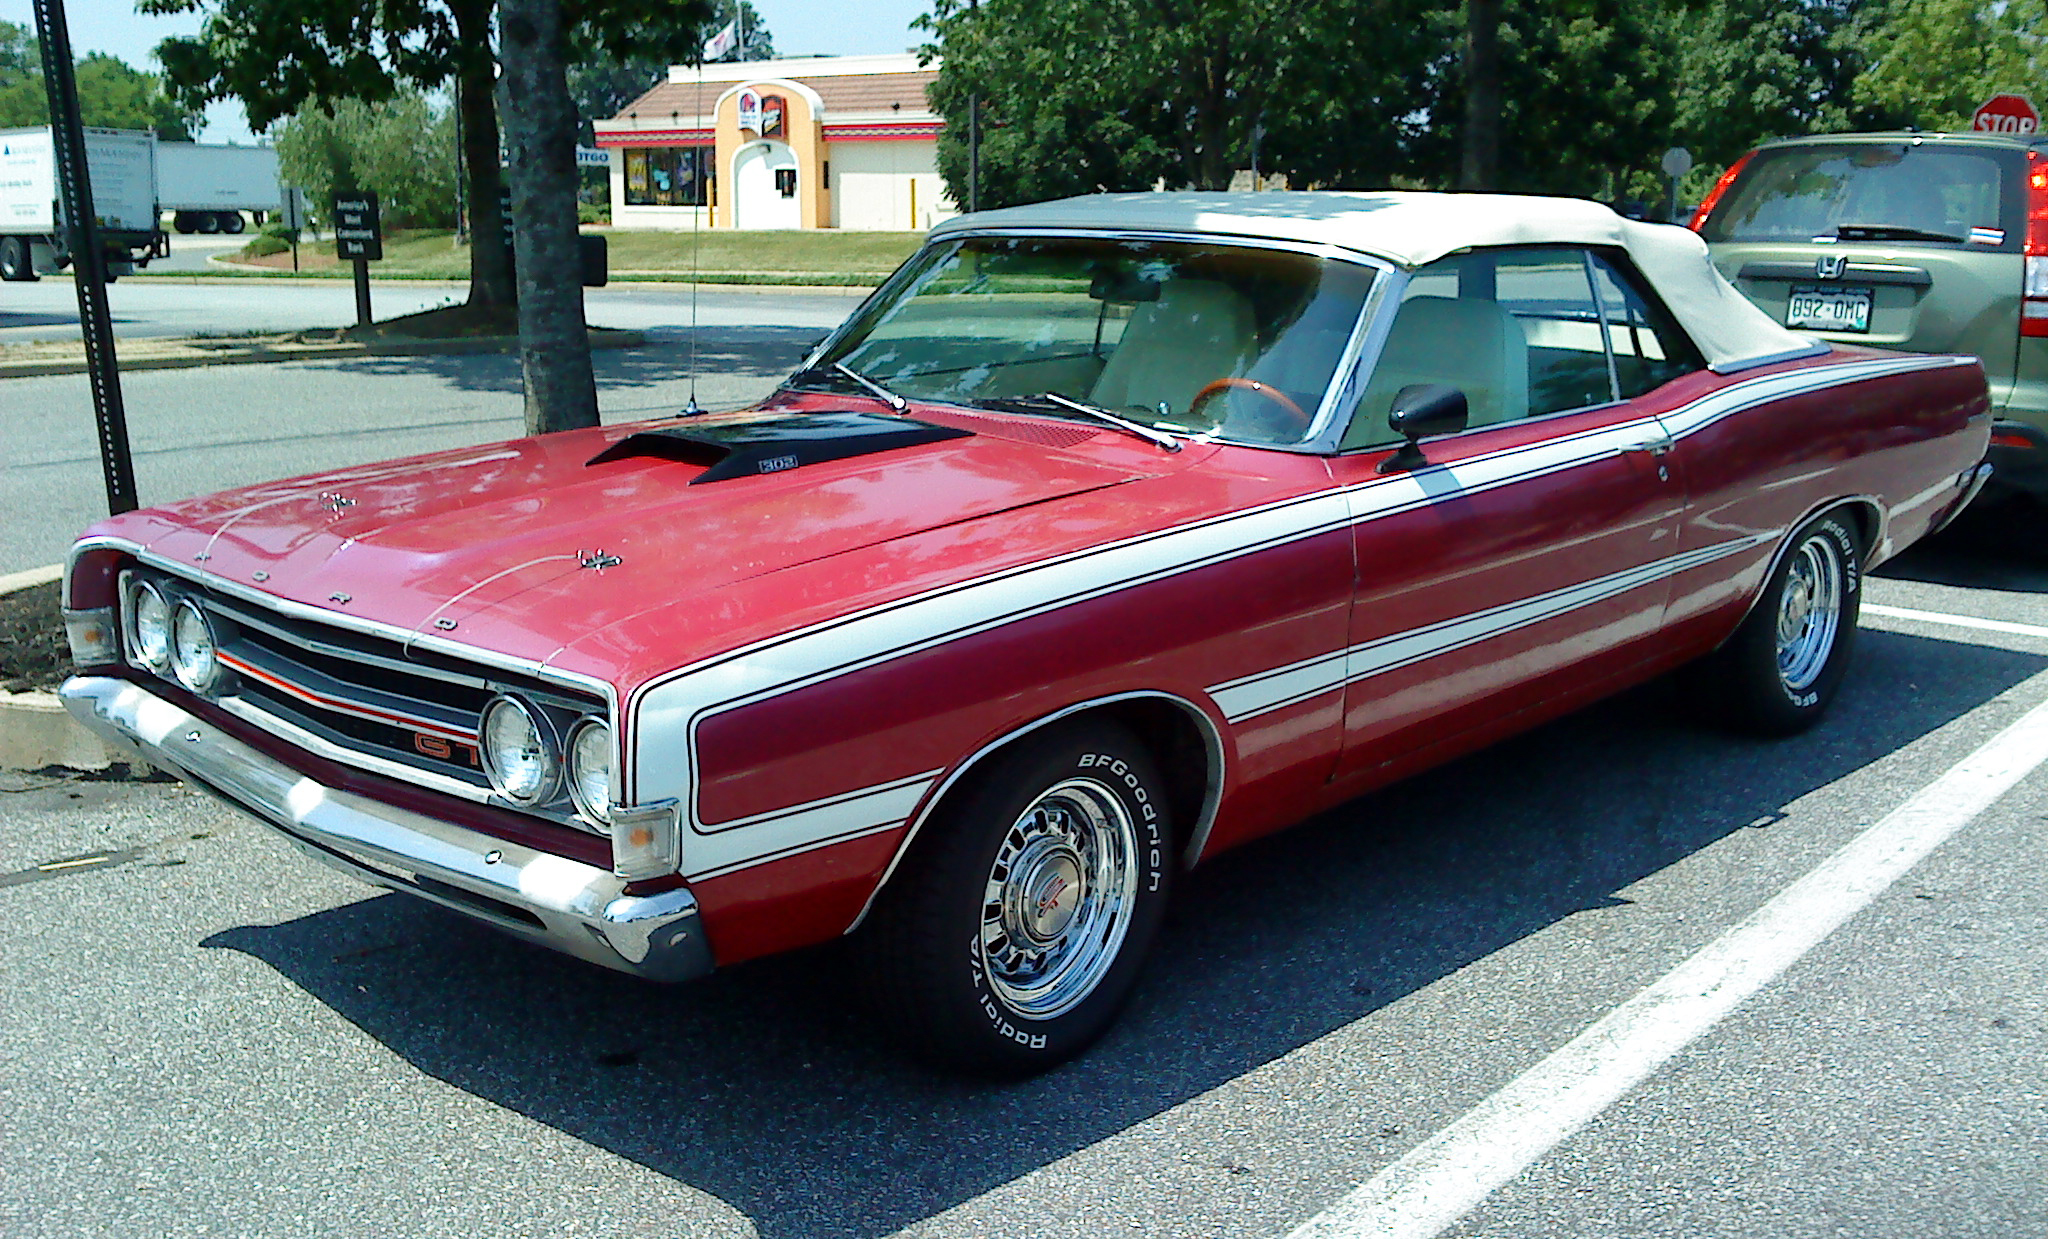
[414,733,480,766]
[1814,254,1845,280]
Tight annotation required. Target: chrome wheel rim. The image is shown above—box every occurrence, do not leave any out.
[1776,536,1844,694]
[980,777,1139,1020]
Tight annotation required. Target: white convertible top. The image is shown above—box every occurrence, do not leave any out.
[931,191,1821,373]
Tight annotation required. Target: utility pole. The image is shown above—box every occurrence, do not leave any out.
[33,0,136,514]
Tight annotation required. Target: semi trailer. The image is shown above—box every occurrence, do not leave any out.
[157,141,281,234]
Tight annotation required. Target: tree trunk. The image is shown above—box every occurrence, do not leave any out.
[497,0,599,435]
[1461,0,1501,191]
[451,0,514,310]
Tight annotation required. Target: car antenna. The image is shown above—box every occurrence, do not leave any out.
[681,57,707,416]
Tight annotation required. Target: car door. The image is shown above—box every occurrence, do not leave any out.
[1321,246,1696,780]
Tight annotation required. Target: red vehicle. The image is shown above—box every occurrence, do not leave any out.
[60,193,1991,1073]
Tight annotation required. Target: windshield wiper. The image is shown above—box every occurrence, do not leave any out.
[1831,223,1963,244]
[1018,392,1181,453]
[832,361,908,412]
[782,360,910,412]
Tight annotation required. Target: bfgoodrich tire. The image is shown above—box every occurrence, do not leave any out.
[1689,510,1862,735]
[858,720,1174,1075]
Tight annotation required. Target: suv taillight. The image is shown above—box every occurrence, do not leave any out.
[2025,151,2048,339]
[1688,150,1754,233]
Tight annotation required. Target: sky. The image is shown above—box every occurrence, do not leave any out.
[0,0,935,142]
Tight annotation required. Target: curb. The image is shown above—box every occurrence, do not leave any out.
[0,564,123,773]
[0,327,646,380]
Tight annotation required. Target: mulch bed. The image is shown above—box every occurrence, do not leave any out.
[0,582,70,693]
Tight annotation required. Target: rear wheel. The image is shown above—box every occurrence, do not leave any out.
[1688,510,1862,735]
[858,721,1174,1074]
[194,212,221,234]
[219,211,246,234]
[0,236,36,282]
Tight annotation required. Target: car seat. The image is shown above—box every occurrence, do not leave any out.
[1344,296,1530,450]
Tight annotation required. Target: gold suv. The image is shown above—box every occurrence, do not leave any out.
[1693,131,2047,502]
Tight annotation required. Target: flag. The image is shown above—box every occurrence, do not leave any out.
[701,19,737,61]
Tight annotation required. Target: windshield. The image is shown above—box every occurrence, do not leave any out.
[805,234,1377,447]
[1700,142,2021,250]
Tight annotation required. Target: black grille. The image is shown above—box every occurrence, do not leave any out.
[124,567,608,831]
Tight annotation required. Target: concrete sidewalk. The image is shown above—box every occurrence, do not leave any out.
[0,327,646,380]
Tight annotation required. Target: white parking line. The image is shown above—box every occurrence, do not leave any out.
[1864,603,2048,641]
[1287,686,2048,1239]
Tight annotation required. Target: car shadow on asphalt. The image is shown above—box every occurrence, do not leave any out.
[201,626,2047,1239]
[1876,497,2048,592]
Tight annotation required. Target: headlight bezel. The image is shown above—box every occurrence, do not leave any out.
[565,716,616,825]
[124,577,173,674]
[168,597,225,693]
[479,693,563,807]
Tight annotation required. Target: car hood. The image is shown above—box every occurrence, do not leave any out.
[99,410,1154,671]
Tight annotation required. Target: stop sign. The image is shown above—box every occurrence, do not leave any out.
[1972,94,2041,135]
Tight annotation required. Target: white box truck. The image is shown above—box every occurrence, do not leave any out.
[0,126,165,282]
[156,141,281,234]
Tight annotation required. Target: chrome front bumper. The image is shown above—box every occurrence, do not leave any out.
[61,675,711,983]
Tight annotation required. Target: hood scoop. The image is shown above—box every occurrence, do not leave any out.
[588,410,973,484]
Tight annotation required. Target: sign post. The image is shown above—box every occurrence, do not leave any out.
[279,186,307,272]
[33,0,136,514]
[1971,94,2041,135]
[1660,147,1693,224]
[331,192,383,328]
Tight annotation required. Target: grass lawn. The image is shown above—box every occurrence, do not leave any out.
[183,228,924,285]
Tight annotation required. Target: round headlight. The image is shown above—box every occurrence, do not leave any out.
[480,695,558,805]
[127,580,171,672]
[566,718,614,824]
[169,599,223,693]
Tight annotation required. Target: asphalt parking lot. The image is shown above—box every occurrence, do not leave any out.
[3,504,2043,1239]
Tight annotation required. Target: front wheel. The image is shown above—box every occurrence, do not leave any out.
[1688,510,1862,735]
[857,721,1174,1075]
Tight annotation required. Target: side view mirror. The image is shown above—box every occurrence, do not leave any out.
[1378,384,1469,474]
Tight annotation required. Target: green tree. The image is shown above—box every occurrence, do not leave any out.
[276,94,458,229]
[1850,0,2046,129]
[920,0,1436,208]
[0,26,197,138]
[1667,0,1861,171]
[1415,0,1675,199]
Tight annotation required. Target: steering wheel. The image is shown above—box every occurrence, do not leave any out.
[1188,378,1310,434]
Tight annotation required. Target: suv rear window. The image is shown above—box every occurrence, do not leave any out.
[1700,142,2023,252]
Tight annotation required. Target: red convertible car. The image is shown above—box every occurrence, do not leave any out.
[61,193,1990,1072]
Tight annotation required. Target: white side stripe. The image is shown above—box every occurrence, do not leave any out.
[686,771,941,882]
[1288,685,2048,1239]
[1211,536,1767,723]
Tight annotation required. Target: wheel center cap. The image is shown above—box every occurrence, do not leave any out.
[1012,847,1084,943]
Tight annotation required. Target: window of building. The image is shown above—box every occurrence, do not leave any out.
[623,146,713,207]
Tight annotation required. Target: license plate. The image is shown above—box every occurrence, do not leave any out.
[1787,285,1873,333]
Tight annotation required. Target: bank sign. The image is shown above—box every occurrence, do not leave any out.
[332,192,383,261]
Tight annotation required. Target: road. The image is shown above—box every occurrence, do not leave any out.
[0,271,868,343]
[1,519,2043,1239]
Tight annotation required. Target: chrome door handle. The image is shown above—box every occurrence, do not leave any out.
[1623,434,1674,480]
